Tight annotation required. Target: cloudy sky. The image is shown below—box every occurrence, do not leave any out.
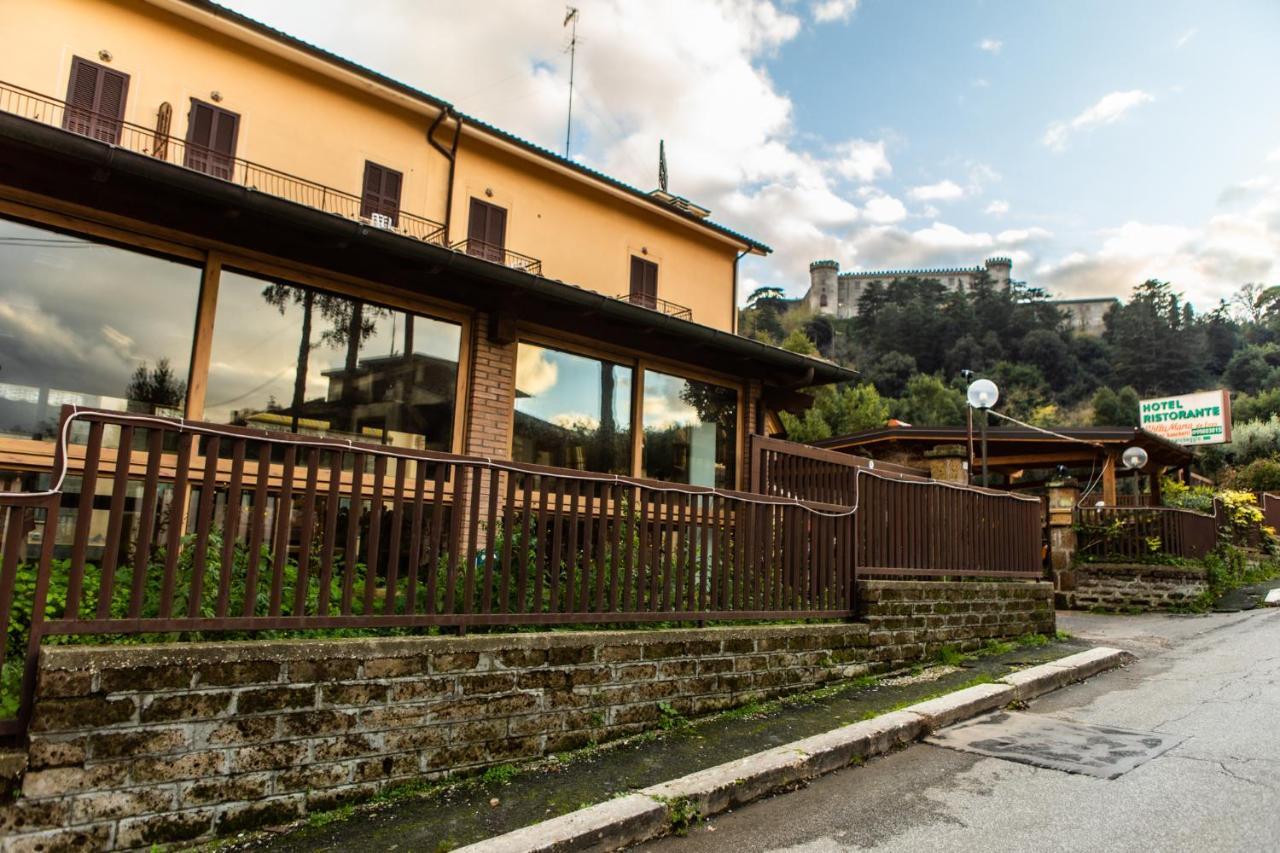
[219,0,1280,310]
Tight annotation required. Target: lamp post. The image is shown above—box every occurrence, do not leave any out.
[1122,445,1149,504]
[966,378,999,487]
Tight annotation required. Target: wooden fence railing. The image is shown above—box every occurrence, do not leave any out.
[0,409,856,736]
[0,413,1051,738]
[1261,493,1280,531]
[751,435,1044,578]
[1074,505,1218,561]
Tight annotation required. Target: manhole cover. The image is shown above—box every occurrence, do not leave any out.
[926,711,1184,779]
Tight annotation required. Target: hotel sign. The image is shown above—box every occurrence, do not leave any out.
[1139,390,1232,446]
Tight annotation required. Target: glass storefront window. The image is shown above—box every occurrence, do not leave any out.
[642,370,737,488]
[0,217,201,441]
[203,270,461,451]
[513,343,632,474]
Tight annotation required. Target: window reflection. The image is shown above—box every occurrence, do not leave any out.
[0,217,200,441]
[513,343,632,474]
[203,270,461,450]
[642,371,737,488]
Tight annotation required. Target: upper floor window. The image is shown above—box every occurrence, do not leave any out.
[467,198,507,263]
[361,161,402,227]
[62,57,128,144]
[185,100,239,181]
[629,256,658,309]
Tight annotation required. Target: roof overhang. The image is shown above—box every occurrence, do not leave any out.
[816,425,1195,471]
[0,113,846,389]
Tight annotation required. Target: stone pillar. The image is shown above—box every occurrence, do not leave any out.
[1047,478,1080,598]
[923,444,967,483]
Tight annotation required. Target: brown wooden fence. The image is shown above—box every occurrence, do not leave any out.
[1074,505,1218,561]
[0,412,1049,738]
[751,435,1043,578]
[1261,493,1280,531]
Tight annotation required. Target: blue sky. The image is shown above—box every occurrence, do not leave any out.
[223,0,1280,310]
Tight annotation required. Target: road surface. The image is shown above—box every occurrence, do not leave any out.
[646,609,1280,853]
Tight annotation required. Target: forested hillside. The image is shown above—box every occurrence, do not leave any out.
[739,276,1280,488]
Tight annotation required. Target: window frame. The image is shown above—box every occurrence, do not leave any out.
[510,326,746,489]
[63,56,129,144]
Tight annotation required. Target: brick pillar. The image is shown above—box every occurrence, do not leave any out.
[464,311,516,460]
[459,311,517,559]
[923,444,967,483]
[1047,478,1080,598]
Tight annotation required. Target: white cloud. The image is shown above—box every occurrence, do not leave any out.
[515,347,558,397]
[908,180,964,202]
[972,78,990,88]
[985,200,1010,215]
[1038,176,1280,307]
[832,139,891,182]
[978,38,1002,53]
[1042,90,1155,152]
[1268,146,1280,162]
[811,0,858,23]
[1176,28,1197,48]
[862,193,908,224]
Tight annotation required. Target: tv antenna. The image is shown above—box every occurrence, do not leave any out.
[563,6,579,158]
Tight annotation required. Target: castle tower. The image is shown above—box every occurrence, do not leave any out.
[984,257,1012,287]
[808,260,839,314]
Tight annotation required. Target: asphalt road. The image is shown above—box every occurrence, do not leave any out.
[646,609,1280,853]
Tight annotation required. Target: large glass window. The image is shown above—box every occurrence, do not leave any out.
[203,270,461,450]
[513,343,632,474]
[0,218,201,441]
[642,371,738,488]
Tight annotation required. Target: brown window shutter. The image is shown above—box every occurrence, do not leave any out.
[467,198,507,262]
[185,100,239,180]
[361,161,402,225]
[63,57,128,144]
[630,256,658,307]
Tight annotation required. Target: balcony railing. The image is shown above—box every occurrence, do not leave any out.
[450,238,542,276]
[0,81,447,245]
[616,292,693,321]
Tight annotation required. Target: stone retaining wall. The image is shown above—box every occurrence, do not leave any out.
[0,580,1053,851]
[1056,562,1207,611]
[857,579,1055,662]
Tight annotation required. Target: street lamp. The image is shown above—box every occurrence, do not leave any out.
[966,378,999,487]
[1122,445,1149,504]
[1121,446,1148,470]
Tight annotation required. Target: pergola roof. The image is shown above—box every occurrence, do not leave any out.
[815,425,1195,473]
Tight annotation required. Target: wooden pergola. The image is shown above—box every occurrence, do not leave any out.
[815,425,1197,505]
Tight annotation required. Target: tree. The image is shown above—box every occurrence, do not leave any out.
[778,382,890,443]
[893,374,966,426]
[1224,345,1276,395]
[866,351,917,398]
[126,358,186,409]
[745,286,786,309]
[1090,386,1140,427]
[1104,280,1206,395]
[780,328,818,355]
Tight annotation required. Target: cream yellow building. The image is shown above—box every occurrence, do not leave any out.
[0,0,850,492]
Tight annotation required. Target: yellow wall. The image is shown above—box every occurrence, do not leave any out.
[5,0,452,226]
[4,0,743,331]
[452,138,739,330]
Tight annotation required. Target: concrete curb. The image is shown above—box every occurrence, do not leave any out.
[455,647,1133,853]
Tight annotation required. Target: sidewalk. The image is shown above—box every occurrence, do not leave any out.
[224,636,1089,852]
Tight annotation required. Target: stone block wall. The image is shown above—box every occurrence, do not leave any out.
[1056,563,1208,611]
[0,580,1055,851]
[856,580,1055,665]
[2,625,870,851]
